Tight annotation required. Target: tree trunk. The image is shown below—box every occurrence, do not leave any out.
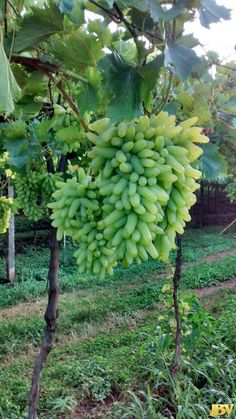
[171,234,182,375]
[28,227,59,419]
[7,181,15,283]
[199,181,204,228]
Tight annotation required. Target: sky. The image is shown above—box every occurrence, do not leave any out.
[186,0,236,61]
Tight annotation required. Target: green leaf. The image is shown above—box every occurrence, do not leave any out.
[99,54,142,121]
[199,0,231,29]
[113,39,138,65]
[4,136,40,169]
[0,34,21,115]
[177,34,199,48]
[138,54,164,109]
[119,0,148,12]
[77,84,100,114]
[100,0,114,7]
[10,3,64,53]
[58,0,85,25]
[53,30,104,73]
[200,143,227,180]
[164,43,203,80]
[120,0,184,22]
[224,96,236,114]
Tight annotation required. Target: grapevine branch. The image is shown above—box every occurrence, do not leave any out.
[7,0,21,17]
[28,227,59,419]
[87,0,163,42]
[10,56,88,84]
[113,2,137,39]
[10,55,88,131]
[46,73,88,131]
[171,234,182,375]
[28,154,67,418]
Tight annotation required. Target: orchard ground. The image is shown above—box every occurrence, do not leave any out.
[1,224,236,418]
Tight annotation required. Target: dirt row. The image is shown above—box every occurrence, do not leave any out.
[1,247,236,319]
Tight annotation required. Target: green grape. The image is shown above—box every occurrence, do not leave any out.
[55,124,85,154]
[0,197,13,234]
[15,168,60,221]
[49,112,209,276]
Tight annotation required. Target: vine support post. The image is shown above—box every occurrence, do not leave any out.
[6,179,15,284]
[28,226,59,419]
[171,234,182,376]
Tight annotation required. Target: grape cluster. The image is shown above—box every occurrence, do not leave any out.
[16,171,62,221]
[51,105,86,155]
[49,112,208,278]
[0,197,13,234]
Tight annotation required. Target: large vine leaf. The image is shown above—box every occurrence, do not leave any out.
[164,43,203,80]
[199,0,231,29]
[99,54,142,121]
[0,34,21,115]
[52,30,104,73]
[3,136,40,169]
[200,143,227,180]
[100,53,164,120]
[9,3,64,54]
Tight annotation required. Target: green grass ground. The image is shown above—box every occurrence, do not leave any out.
[0,227,236,418]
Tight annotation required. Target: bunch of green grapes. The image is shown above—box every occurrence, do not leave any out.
[16,171,44,221]
[0,197,13,234]
[51,105,86,155]
[40,172,63,203]
[49,168,115,277]
[48,168,101,240]
[49,112,208,278]
[16,170,61,221]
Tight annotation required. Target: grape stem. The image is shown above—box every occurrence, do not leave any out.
[28,155,67,418]
[171,234,182,375]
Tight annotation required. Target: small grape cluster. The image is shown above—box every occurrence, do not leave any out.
[51,105,86,155]
[16,170,62,221]
[0,197,13,234]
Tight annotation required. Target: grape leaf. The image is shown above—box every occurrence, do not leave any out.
[4,136,40,169]
[120,0,184,22]
[52,30,104,72]
[199,0,231,29]
[77,84,100,115]
[0,35,21,115]
[164,43,203,80]
[200,143,227,180]
[9,3,64,53]
[58,0,85,25]
[177,34,199,48]
[99,54,142,121]
[138,54,164,108]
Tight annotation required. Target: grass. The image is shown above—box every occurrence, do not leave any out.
[182,254,236,288]
[1,226,236,417]
[1,286,236,418]
[0,226,236,309]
